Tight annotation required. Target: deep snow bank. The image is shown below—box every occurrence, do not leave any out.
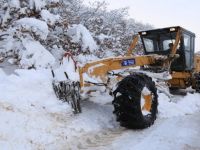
[0,69,115,149]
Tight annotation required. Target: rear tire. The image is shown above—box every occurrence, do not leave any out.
[195,72,200,93]
[112,73,158,129]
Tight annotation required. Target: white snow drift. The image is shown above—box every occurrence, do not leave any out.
[40,9,60,26]
[67,24,98,52]
[20,39,55,68]
[16,18,49,40]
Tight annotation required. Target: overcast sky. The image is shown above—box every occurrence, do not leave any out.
[84,0,200,51]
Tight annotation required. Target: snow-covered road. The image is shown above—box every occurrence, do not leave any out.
[108,112,200,150]
[0,66,200,150]
[60,100,200,150]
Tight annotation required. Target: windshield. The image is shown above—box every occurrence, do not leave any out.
[142,32,178,53]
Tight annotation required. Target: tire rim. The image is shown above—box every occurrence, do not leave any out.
[141,86,153,116]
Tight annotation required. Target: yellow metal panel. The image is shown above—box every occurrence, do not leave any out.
[79,55,156,87]
[194,54,200,73]
[170,29,181,56]
[126,35,139,56]
[168,72,192,88]
[170,71,191,79]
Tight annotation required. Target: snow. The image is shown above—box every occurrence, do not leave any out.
[7,58,17,65]
[0,66,200,149]
[40,10,60,26]
[0,69,114,149]
[77,54,100,65]
[0,34,20,54]
[48,0,59,3]
[110,113,200,150]
[1,1,200,148]
[1,7,11,26]
[158,92,200,118]
[16,18,49,40]
[20,39,55,68]
[29,0,46,11]
[53,55,79,81]
[9,0,20,8]
[141,86,151,95]
[67,24,98,52]
[0,68,6,77]
[97,33,110,41]
[0,69,70,149]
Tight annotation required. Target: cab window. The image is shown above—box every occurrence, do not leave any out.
[143,38,154,52]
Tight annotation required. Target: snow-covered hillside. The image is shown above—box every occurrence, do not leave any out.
[0,0,152,69]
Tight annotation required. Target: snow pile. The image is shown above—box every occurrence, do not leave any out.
[67,24,98,52]
[20,39,55,68]
[16,18,49,40]
[0,69,115,149]
[158,93,200,118]
[40,10,60,26]
[0,69,70,149]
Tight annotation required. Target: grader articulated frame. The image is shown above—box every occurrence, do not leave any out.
[53,26,200,129]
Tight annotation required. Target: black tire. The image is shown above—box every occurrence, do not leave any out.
[112,73,158,129]
[195,72,200,93]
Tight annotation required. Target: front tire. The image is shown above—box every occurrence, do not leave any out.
[112,73,158,129]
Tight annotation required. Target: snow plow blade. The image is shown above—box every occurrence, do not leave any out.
[52,70,81,114]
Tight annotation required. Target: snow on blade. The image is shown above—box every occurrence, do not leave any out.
[16,18,49,40]
[67,24,98,52]
[20,39,55,68]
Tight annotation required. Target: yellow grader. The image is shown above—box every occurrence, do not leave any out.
[52,26,200,129]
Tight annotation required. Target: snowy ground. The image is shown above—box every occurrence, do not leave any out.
[1,62,200,150]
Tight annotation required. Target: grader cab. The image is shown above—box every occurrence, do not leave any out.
[52,26,200,129]
[139,26,200,89]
